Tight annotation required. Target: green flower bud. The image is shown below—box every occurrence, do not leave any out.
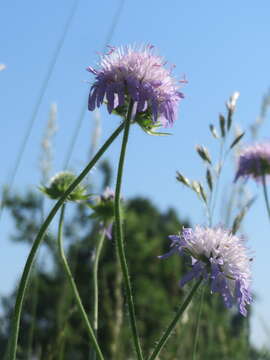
[40,171,89,202]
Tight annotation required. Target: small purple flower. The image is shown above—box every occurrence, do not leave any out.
[160,226,252,316]
[87,44,184,127]
[235,143,270,182]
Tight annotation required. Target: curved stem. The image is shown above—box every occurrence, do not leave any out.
[114,100,144,360]
[91,228,106,360]
[192,287,205,360]
[57,205,104,360]
[8,122,124,360]
[262,174,270,222]
[147,278,202,360]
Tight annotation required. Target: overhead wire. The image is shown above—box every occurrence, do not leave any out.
[0,0,79,221]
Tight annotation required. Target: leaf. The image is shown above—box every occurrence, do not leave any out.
[198,183,207,203]
[176,172,190,187]
[231,197,256,234]
[196,145,212,164]
[206,168,213,192]
[209,124,219,138]
[230,132,245,149]
[191,181,201,195]
[219,114,226,137]
[232,210,245,235]
[227,109,233,131]
[141,127,172,136]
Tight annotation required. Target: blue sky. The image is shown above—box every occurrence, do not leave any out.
[1,0,270,348]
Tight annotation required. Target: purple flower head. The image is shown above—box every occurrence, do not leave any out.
[160,226,252,316]
[87,44,185,127]
[235,143,270,182]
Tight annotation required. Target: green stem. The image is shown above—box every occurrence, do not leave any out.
[262,174,270,222]
[8,122,124,360]
[114,100,144,360]
[26,268,39,359]
[91,228,106,360]
[147,278,202,360]
[57,205,104,360]
[192,287,205,360]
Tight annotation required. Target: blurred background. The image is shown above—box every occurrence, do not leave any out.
[1,0,270,358]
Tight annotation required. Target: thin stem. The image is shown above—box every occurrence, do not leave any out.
[26,269,39,359]
[8,122,124,360]
[147,278,202,360]
[262,174,270,222]
[210,140,224,224]
[192,287,205,360]
[57,205,104,360]
[91,228,106,360]
[114,99,144,360]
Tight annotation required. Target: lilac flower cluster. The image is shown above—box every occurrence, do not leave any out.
[160,226,252,316]
[235,143,270,182]
[87,44,184,127]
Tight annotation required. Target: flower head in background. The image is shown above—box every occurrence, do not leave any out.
[90,187,116,239]
[235,143,270,182]
[40,171,89,202]
[87,44,184,128]
[160,226,252,316]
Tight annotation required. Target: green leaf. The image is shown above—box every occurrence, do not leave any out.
[176,172,190,187]
[219,114,226,137]
[227,109,233,131]
[198,183,207,203]
[230,132,245,149]
[196,145,212,164]
[209,124,219,138]
[206,168,213,192]
[231,197,255,234]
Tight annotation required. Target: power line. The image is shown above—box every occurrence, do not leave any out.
[0,0,79,221]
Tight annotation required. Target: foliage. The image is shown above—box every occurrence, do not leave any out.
[1,188,268,359]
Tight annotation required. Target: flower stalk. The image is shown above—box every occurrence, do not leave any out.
[148,278,202,360]
[91,228,107,360]
[57,205,104,360]
[8,121,124,360]
[114,99,144,360]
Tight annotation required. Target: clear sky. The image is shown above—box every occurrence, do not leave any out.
[1,0,270,348]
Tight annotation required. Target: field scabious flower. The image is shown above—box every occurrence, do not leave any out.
[160,226,252,316]
[87,44,184,127]
[235,143,270,182]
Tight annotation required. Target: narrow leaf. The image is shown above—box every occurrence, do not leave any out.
[206,168,213,192]
[219,114,226,137]
[176,172,190,187]
[227,109,233,131]
[230,132,245,149]
[231,196,255,234]
[196,145,212,164]
[191,181,201,195]
[209,124,219,138]
[198,183,207,203]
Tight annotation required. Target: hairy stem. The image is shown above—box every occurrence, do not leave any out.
[57,205,104,360]
[91,229,106,360]
[8,122,124,360]
[114,99,144,360]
